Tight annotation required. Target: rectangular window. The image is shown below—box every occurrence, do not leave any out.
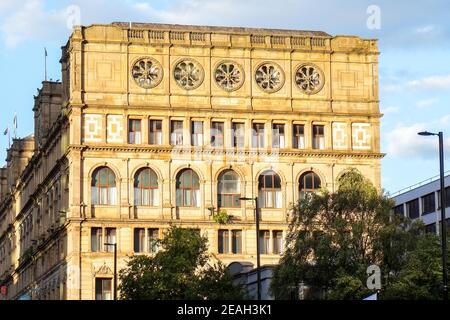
[149,120,162,145]
[128,119,142,144]
[148,228,159,253]
[293,124,305,149]
[105,228,116,253]
[231,230,242,254]
[259,230,270,254]
[191,121,204,146]
[312,125,325,150]
[393,204,404,216]
[170,120,184,145]
[421,193,436,215]
[91,228,102,252]
[232,123,245,148]
[272,231,283,254]
[252,123,265,148]
[425,223,436,234]
[406,199,420,219]
[95,278,112,300]
[437,187,450,209]
[133,228,145,253]
[211,122,224,147]
[272,124,285,148]
[218,230,229,254]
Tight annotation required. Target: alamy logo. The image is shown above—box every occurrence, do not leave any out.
[366,5,381,30]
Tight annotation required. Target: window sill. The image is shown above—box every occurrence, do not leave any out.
[91,205,118,207]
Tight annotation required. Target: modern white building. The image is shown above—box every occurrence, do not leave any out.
[391,172,450,234]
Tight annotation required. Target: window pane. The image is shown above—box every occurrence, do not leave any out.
[218,230,229,254]
[134,228,144,252]
[232,230,242,254]
[91,228,102,252]
[232,123,245,148]
[273,231,283,254]
[148,229,159,253]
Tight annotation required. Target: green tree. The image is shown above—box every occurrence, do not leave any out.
[119,226,245,300]
[271,168,448,300]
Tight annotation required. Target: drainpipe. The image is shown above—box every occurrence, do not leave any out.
[79,202,86,300]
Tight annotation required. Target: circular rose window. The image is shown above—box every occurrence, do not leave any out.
[295,64,325,95]
[131,58,163,89]
[173,59,204,90]
[214,61,244,92]
[255,62,285,93]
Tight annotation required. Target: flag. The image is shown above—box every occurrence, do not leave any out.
[45,47,48,57]
[3,127,8,136]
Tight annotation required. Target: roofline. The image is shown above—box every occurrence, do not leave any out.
[111,21,332,37]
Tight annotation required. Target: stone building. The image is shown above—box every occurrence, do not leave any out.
[0,22,382,300]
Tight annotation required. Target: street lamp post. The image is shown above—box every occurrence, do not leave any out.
[240,196,261,301]
[418,131,448,300]
[104,242,117,300]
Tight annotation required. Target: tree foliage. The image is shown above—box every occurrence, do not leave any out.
[271,168,448,300]
[119,226,245,300]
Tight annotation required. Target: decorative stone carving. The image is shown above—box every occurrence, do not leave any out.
[295,63,325,94]
[173,59,204,90]
[255,62,284,93]
[214,61,244,91]
[131,57,163,89]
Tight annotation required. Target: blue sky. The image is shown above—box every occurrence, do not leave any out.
[0,0,449,194]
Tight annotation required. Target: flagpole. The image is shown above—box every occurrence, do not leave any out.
[44,47,48,81]
[13,113,17,139]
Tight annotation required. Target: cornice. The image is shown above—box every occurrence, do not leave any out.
[74,145,385,160]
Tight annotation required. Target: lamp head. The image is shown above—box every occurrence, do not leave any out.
[418,131,436,136]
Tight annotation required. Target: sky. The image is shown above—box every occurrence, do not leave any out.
[0,0,449,194]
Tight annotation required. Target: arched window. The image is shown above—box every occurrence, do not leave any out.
[299,171,321,199]
[258,171,282,208]
[176,169,200,207]
[134,168,159,206]
[91,167,117,205]
[218,170,241,208]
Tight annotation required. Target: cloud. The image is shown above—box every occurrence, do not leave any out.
[407,74,450,90]
[416,98,438,109]
[381,106,400,114]
[414,25,436,35]
[386,122,450,158]
[0,0,67,47]
[1,0,450,49]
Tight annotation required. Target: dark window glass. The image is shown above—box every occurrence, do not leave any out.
[232,230,242,254]
[91,228,102,252]
[259,230,270,254]
[95,278,112,300]
[393,204,404,216]
[218,230,229,254]
[421,193,436,215]
[406,199,420,219]
[299,171,321,199]
[134,228,145,253]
